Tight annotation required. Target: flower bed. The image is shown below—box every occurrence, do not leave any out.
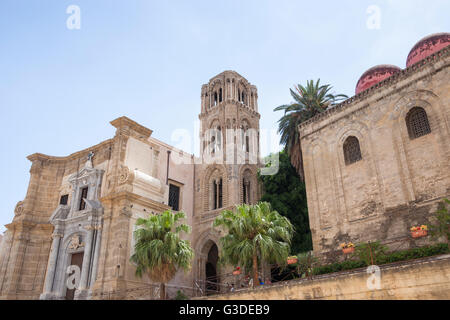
[312,243,449,276]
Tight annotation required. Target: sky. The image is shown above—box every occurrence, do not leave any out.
[0,0,449,233]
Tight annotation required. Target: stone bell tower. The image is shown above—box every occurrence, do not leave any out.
[192,71,261,291]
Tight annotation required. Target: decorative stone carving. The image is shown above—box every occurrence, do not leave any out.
[14,201,24,216]
[51,233,63,239]
[118,166,131,185]
[68,234,85,250]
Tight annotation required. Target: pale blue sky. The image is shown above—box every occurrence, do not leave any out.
[0,0,449,232]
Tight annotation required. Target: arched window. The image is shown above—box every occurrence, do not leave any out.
[242,169,253,204]
[406,107,431,139]
[210,136,216,154]
[242,178,250,204]
[209,125,221,155]
[214,92,218,106]
[343,136,362,165]
[240,121,250,152]
[207,169,224,211]
[212,178,223,210]
[219,88,223,102]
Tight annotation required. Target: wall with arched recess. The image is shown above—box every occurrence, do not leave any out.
[298,47,450,258]
[391,90,450,202]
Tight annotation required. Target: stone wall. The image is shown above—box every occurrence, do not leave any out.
[299,47,450,259]
[196,254,450,300]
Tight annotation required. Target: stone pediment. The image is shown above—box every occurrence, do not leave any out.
[85,199,103,211]
[50,205,70,222]
[68,161,103,184]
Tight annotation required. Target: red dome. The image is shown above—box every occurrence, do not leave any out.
[406,32,450,67]
[355,65,401,95]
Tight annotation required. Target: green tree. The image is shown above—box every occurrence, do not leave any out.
[259,150,312,253]
[430,198,450,248]
[213,202,294,287]
[130,210,194,300]
[275,79,347,180]
[353,241,388,266]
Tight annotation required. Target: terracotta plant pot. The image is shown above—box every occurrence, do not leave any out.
[232,270,241,275]
[411,229,427,238]
[287,258,298,265]
[342,247,355,254]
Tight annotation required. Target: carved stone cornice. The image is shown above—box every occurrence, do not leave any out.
[5,220,36,234]
[26,139,113,164]
[110,116,153,139]
[100,191,171,213]
[199,99,260,119]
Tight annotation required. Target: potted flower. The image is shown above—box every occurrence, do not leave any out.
[340,242,355,254]
[287,256,298,265]
[410,225,428,238]
[232,267,241,275]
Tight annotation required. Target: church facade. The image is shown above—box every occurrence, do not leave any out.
[0,70,262,300]
[300,33,450,260]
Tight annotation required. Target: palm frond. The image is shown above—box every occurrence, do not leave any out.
[130,210,194,284]
[274,79,348,180]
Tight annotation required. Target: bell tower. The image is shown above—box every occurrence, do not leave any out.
[193,70,262,291]
[194,70,261,217]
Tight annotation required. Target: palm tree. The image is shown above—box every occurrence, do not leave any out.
[213,202,294,287]
[275,79,348,180]
[130,210,194,300]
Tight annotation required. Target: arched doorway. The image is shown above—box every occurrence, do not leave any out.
[205,243,219,295]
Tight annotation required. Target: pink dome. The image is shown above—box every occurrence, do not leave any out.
[355,65,401,95]
[406,32,450,67]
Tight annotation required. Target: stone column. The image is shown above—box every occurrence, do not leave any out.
[42,232,62,294]
[209,91,212,109]
[79,227,94,289]
[89,226,102,287]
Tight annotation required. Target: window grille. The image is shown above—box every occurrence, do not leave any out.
[168,184,180,211]
[406,107,431,139]
[343,136,362,165]
[60,194,69,205]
